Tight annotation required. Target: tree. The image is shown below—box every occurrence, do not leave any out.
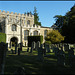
[45,30,64,44]
[53,4,75,43]
[33,7,41,26]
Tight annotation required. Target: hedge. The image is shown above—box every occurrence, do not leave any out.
[0,32,6,43]
[28,35,43,47]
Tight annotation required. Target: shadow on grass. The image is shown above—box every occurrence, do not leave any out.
[4,51,75,74]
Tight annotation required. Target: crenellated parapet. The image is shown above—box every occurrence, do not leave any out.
[0,10,34,26]
[0,10,34,18]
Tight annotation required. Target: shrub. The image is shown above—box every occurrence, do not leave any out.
[45,30,64,44]
[28,35,43,47]
[0,32,6,43]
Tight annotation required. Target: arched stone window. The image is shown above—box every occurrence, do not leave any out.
[12,24,17,31]
[27,20,30,25]
[24,30,29,40]
[44,30,48,39]
[33,30,38,36]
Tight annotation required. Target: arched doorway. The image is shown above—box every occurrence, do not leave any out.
[10,37,18,47]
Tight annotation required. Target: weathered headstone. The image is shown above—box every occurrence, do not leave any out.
[11,49,14,54]
[54,47,59,57]
[27,47,29,52]
[18,48,20,55]
[64,44,70,51]
[32,41,36,50]
[37,45,44,61]
[15,44,17,54]
[35,41,40,50]
[30,47,33,53]
[43,48,46,56]
[45,44,50,53]
[19,43,22,51]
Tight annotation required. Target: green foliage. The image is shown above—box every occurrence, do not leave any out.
[33,7,41,26]
[0,32,6,43]
[28,35,43,47]
[45,41,51,44]
[53,4,75,43]
[45,30,64,44]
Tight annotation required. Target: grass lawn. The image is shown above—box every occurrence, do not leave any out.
[4,47,75,74]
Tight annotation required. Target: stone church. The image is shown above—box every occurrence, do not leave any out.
[0,10,52,47]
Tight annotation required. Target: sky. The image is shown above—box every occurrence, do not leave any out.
[0,1,75,27]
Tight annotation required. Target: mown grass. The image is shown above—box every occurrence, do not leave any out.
[4,47,75,74]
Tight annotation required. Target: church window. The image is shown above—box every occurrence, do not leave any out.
[27,20,30,25]
[12,24,17,31]
[44,30,48,39]
[24,30,29,40]
[33,31,38,36]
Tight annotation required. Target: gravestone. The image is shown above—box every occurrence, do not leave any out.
[35,41,40,51]
[30,47,33,53]
[57,50,65,66]
[37,45,44,61]
[60,46,65,51]
[54,47,59,57]
[45,44,50,53]
[41,44,46,56]
[43,48,46,56]
[18,48,20,55]
[11,49,14,54]
[32,41,36,50]
[0,42,7,74]
[19,43,22,51]
[64,44,70,51]
[27,47,29,52]
[15,44,17,54]
[68,48,74,67]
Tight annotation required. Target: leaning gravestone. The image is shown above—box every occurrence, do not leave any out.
[0,42,7,74]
